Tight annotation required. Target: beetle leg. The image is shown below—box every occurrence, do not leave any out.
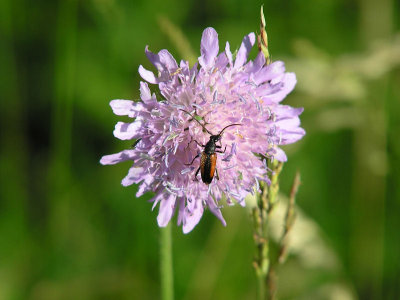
[201,110,212,127]
[186,137,205,150]
[215,168,220,180]
[215,145,227,153]
[194,140,206,148]
[185,136,194,150]
[185,153,200,166]
[194,167,200,181]
[184,105,199,129]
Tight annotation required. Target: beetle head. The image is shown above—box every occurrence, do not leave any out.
[210,135,221,142]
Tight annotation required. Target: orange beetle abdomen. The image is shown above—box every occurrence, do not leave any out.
[200,152,217,184]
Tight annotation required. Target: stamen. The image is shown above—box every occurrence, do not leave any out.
[237,94,247,103]
[173,142,179,154]
[139,153,155,161]
[223,164,236,170]
[190,70,196,83]
[255,177,260,192]
[192,103,203,110]
[170,103,185,109]
[180,167,193,175]
[165,186,178,196]
[250,93,262,113]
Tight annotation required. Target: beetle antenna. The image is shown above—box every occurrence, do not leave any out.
[180,109,213,135]
[217,123,242,136]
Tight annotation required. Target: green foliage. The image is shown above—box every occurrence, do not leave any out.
[1,0,399,299]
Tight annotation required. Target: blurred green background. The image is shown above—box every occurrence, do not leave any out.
[1,0,399,299]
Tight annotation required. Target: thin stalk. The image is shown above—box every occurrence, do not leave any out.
[252,160,283,300]
[252,203,268,300]
[257,272,266,300]
[160,224,174,300]
[279,171,300,264]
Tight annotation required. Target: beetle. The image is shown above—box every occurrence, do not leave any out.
[180,109,241,185]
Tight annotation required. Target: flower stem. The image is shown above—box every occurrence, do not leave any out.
[257,271,266,300]
[252,160,284,300]
[160,224,174,300]
[252,180,270,300]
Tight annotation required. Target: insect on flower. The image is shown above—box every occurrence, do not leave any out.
[181,109,242,185]
[100,27,305,233]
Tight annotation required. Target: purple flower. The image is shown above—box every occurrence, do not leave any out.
[100,27,305,233]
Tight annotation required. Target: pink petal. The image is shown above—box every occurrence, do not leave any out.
[110,99,144,118]
[100,150,137,165]
[276,116,301,129]
[253,61,285,85]
[246,52,266,74]
[109,99,133,116]
[262,72,297,103]
[274,147,287,162]
[145,46,162,70]
[139,82,152,103]
[113,120,143,140]
[138,65,157,84]
[207,198,226,226]
[121,166,145,186]
[234,32,255,69]
[158,49,178,71]
[199,27,219,70]
[225,42,233,66]
[151,193,164,211]
[145,46,178,72]
[279,128,306,145]
[274,105,304,119]
[157,193,177,227]
[182,202,204,234]
[276,123,305,145]
[215,52,229,69]
[136,174,154,197]
[176,198,186,226]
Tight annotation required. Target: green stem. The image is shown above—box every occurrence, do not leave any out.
[160,224,174,300]
[253,188,269,300]
[252,160,284,300]
[257,272,266,300]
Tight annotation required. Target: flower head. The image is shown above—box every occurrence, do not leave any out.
[100,27,305,233]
